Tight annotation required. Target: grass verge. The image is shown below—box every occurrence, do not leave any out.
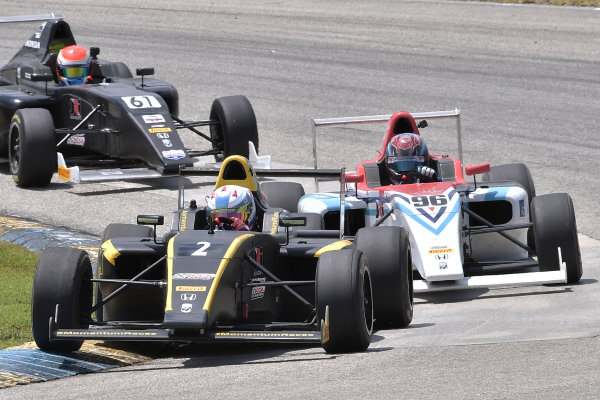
[0,241,38,349]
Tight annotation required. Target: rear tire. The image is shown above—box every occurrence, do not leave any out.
[355,226,413,327]
[31,248,92,351]
[316,249,373,353]
[9,108,56,187]
[210,95,258,161]
[261,181,305,212]
[531,193,582,283]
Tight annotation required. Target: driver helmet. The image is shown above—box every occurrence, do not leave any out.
[56,45,90,86]
[206,185,256,230]
[385,133,430,184]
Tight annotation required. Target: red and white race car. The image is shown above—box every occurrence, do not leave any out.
[293,109,582,292]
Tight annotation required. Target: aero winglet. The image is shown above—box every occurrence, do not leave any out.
[57,152,80,183]
[248,141,271,169]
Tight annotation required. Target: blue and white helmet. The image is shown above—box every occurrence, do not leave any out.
[206,185,256,229]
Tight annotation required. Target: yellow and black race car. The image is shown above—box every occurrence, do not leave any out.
[31,156,414,354]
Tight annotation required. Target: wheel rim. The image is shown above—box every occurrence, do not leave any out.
[9,126,20,173]
[363,270,374,334]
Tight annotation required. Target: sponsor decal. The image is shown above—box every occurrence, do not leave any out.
[70,98,82,120]
[58,166,71,181]
[176,286,206,292]
[57,331,158,337]
[156,132,170,139]
[251,277,266,283]
[428,248,454,254]
[162,139,172,148]
[67,134,85,146]
[435,254,449,260]
[181,303,193,313]
[24,72,31,79]
[11,114,21,124]
[439,262,448,270]
[179,210,188,231]
[251,286,265,300]
[25,40,40,49]
[215,332,317,338]
[100,170,124,176]
[122,95,161,109]
[253,247,263,265]
[181,293,197,301]
[149,127,172,133]
[162,149,185,160]
[270,211,279,234]
[172,273,215,280]
[519,199,526,218]
[142,114,166,124]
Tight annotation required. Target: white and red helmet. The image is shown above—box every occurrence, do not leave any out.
[206,185,256,230]
[56,45,90,86]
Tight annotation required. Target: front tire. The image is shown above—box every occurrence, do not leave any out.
[355,226,413,327]
[316,249,373,353]
[531,193,582,283]
[9,108,56,187]
[210,95,258,161]
[31,248,92,351]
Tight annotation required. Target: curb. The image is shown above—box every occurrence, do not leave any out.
[0,215,150,389]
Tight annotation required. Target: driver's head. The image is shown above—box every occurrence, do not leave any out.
[206,185,256,229]
[56,45,90,86]
[385,133,430,184]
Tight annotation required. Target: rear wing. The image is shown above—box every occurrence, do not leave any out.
[0,14,63,23]
[310,109,462,191]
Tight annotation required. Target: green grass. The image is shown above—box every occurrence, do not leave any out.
[459,0,599,6]
[0,241,39,349]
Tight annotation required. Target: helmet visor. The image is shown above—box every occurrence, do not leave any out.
[61,66,89,79]
[387,155,424,174]
[209,208,249,224]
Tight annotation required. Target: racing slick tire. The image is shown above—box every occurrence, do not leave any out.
[210,95,258,161]
[261,181,305,212]
[8,108,57,187]
[31,247,93,351]
[96,224,154,322]
[483,163,536,203]
[483,163,536,248]
[316,249,373,353]
[355,226,413,328]
[531,193,582,283]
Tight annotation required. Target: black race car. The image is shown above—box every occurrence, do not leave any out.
[31,156,414,353]
[0,15,261,187]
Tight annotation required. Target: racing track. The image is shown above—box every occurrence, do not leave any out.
[1,1,600,398]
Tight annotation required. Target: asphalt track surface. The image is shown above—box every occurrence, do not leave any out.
[1,1,599,398]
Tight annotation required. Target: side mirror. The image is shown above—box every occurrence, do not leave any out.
[90,47,100,59]
[465,163,491,176]
[136,68,154,88]
[137,215,164,244]
[137,215,164,226]
[344,171,364,184]
[136,67,155,76]
[279,215,307,228]
[30,73,54,82]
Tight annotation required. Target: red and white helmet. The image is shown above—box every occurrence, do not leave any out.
[206,185,256,229]
[56,45,90,86]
